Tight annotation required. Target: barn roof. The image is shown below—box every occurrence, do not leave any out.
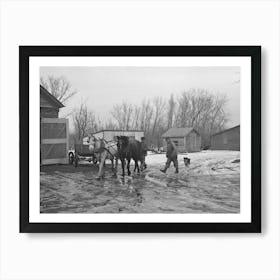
[211,125,240,136]
[162,127,199,138]
[40,85,64,108]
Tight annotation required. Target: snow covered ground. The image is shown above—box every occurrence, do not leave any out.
[40,150,240,213]
[146,150,240,176]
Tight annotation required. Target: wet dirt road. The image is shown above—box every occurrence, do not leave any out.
[40,152,240,213]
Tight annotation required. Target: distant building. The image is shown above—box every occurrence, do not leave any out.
[84,130,144,143]
[162,127,201,153]
[211,125,240,151]
[40,85,64,118]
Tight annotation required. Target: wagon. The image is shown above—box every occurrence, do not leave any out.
[69,144,98,167]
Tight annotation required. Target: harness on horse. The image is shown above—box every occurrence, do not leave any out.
[93,138,118,158]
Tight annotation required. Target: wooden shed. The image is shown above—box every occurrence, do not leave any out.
[40,85,69,165]
[162,127,201,153]
[40,85,64,118]
[210,125,240,151]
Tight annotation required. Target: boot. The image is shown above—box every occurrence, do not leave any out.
[175,168,179,174]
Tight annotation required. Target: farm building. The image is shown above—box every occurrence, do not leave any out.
[162,127,201,153]
[40,85,64,118]
[211,125,240,151]
[40,85,69,165]
[84,130,144,143]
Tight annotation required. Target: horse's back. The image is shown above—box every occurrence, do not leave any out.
[128,139,143,159]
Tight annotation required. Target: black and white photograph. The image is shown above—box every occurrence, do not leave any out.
[39,66,241,214]
[19,46,260,232]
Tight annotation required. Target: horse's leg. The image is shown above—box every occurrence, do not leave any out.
[121,158,125,177]
[114,157,118,176]
[96,153,106,179]
[111,157,117,177]
[135,160,140,174]
[127,158,131,176]
[140,158,144,171]
[134,161,137,172]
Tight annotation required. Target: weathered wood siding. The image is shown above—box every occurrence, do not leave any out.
[40,93,54,108]
[86,130,144,143]
[40,107,59,118]
[164,133,201,153]
[185,131,201,152]
[103,130,144,141]
[166,137,185,152]
[40,92,59,118]
[40,118,69,165]
[211,126,240,151]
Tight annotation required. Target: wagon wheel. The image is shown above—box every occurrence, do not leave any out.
[69,152,74,165]
[74,153,79,167]
[92,155,98,165]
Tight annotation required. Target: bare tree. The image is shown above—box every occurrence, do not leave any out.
[111,102,134,130]
[86,112,102,134]
[167,94,176,129]
[151,97,165,135]
[130,105,141,130]
[174,89,228,147]
[72,101,92,141]
[40,75,77,104]
[139,99,153,132]
[104,120,118,130]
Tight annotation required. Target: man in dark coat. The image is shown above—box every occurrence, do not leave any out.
[140,137,148,170]
[160,137,179,174]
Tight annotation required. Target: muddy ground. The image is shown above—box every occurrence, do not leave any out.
[40,151,240,213]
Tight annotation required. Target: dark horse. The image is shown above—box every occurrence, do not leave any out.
[116,136,143,176]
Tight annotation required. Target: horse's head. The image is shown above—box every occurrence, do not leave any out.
[116,136,129,152]
[88,136,104,153]
[88,136,96,153]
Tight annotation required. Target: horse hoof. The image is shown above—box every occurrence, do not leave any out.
[96,176,101,180]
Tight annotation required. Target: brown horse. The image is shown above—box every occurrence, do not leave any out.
[116,136,144,176]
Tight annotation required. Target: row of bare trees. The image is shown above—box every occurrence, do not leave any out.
[69,89,228,147]
[41,75,229,148]
[109,90,228,147]
[170,89,228,146]
[110,97,166,147]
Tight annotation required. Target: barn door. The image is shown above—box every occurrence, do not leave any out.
[40,118,69,165]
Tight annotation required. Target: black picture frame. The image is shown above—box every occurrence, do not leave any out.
[20,46,261,233]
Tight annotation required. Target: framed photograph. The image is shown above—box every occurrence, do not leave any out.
[20,46,261,233]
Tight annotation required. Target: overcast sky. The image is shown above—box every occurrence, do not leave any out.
[40,66,240,130]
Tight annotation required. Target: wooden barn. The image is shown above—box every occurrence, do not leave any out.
[84,130,144,143]
[162,127,201,153]
[40,85,64,118]
[40,85,69,165]
[210,125,240,151]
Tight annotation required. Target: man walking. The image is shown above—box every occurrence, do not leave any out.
[160,137,179,174]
